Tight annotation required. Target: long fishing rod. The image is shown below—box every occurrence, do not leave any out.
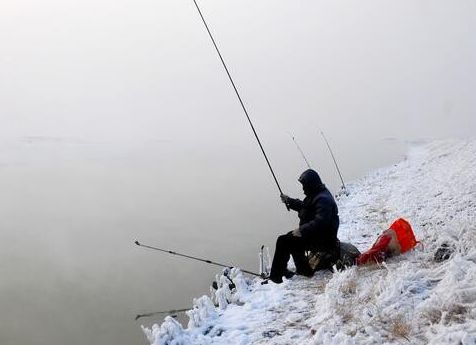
[135,308,189,321]
[289,133,311,169]
[134,240,260,277]
[191,0,287,209]
[319,130,347,193]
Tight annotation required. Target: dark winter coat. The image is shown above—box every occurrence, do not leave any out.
[286,185,339,252]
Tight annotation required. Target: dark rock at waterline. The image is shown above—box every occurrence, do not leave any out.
[434,243,454,262]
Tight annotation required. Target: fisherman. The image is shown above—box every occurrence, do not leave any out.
[268,169,340,284]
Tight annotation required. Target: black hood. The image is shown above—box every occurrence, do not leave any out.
[298,169,323,196]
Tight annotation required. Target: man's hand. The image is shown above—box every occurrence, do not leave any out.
[291,228,302,237]
[280,194,290,204]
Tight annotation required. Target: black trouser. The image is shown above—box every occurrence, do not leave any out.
[270,233,313,280]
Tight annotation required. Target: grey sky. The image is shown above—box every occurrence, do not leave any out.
[1,0,475,143]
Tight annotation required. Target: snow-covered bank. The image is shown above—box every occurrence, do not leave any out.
[143,140,476,345]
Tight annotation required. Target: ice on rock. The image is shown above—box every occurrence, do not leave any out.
[186,296,217,328]
[215,284,231,310]
[141,317,184,345]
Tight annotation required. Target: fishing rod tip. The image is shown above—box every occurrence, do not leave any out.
[134,240,140,246]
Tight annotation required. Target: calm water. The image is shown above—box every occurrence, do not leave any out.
[0,135,409,345]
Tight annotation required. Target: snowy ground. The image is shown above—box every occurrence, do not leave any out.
[143,140,476,345]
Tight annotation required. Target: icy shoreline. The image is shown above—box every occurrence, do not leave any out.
[143,140,476,345]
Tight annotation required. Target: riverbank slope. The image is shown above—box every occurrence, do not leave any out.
[143,139,476,345]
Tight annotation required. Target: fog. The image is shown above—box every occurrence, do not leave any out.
[0,1,475,344]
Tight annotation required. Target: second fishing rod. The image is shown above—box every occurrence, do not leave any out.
[135,240,262,277]
[289,131,348,194]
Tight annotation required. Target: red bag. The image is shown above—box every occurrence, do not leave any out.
[389,218,418,253]
[356,218,418,265]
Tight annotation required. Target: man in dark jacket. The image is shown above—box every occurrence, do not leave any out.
[269,169,340,284]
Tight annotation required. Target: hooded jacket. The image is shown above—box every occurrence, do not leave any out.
[286,184,340,251]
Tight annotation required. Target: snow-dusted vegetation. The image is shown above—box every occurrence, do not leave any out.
[143,140,476,344]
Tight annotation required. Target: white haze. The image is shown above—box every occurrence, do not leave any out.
[0,1,475,345]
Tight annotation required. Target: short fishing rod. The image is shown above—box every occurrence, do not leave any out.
[134,240,260,277]
[135,308,189,321]
[191,0,288,210]
[289,133,311,169]
[320,130,347,193]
